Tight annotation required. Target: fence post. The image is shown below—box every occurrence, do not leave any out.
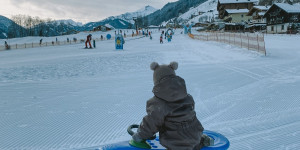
[234,33,235,45]
[32,42,33,48]
[263,34,266,56]
[240,33,242,48]
[16,44,17,49]
[25,43,26,48]
[257,35,259,52]
[229,33,231,44]
[247,34,249,50]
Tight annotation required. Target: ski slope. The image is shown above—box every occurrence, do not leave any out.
[0,31,300,150]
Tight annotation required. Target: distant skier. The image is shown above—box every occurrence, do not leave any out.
[4,41,10,50]
[165,32,167,39]
[131,62,214,150]
[85,34,92,48]
[39,39,43,46]
[160,35,163,44]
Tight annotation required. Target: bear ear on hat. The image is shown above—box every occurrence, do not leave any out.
[169,61,178,70]
[150,62,159,71]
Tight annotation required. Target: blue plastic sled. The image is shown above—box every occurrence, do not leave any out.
[87,130,229,150]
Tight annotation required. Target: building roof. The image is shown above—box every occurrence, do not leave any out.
[258,12,266,16]
[274,3,300,13]
[247,5,270,16]
[219,0,258,4]
[253,6,270,11]
[226,9,249,14]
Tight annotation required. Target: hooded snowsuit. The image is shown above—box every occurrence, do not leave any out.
[136,62,204,150]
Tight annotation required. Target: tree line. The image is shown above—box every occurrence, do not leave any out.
[7,15,77,38]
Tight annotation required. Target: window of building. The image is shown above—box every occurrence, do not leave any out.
[241,14,244,18]
[271,26,274,31]
[281,25,284,30]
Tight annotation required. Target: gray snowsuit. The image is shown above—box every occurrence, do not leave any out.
[137,74,204,150]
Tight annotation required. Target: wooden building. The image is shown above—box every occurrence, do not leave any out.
[217,0,258,19]
[93,25,112,32]
[246,6,270,32]
[224,9,252,23]
[263,3,300,34]
[247,6,270,23]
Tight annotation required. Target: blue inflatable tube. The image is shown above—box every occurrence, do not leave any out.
[89,130,229,150]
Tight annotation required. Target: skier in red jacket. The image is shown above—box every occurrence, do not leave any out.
[85,34,92,48]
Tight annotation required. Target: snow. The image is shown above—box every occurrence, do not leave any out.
[104,24,114,29]
[119,20,126,26]
[0,30,125,45]
[274,3,300,13]
[218,0,258,4]
[2,32,7,38]
[1,30,300,150]
[177,0,218,24]
[252,6,270,11]
[56,19,83,26]
[258,12,266,16]
[113,5,157,25]
[226,9,249,14]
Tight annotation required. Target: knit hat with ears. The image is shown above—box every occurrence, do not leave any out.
[150,61,178,85]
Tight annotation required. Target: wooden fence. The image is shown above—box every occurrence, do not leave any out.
[0,34,144,51]
[189,32,266,56]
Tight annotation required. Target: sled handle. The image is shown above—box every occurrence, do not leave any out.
[127,124,156,140]
[127,124,139,136]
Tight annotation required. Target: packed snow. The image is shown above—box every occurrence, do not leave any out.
[0,30,300,150]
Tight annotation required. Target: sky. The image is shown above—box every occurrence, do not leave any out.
[0,0,178,24]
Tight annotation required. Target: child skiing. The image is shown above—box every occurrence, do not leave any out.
[132,62,213,150]
[4,41,10,50]
[85,34,92,48]
[160,35,163,44]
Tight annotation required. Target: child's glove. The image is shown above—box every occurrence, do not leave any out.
[132,133,143,142]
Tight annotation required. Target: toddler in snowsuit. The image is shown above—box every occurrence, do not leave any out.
[132,62,213,150]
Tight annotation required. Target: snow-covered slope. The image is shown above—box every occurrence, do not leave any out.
[106,5,157,24]
[0,30,300,150]
[177,0,218,24]
[80,5,157,31]
[56,19,83,26]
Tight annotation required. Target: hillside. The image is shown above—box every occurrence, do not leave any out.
[79,5,157,31]
[142,0,207,26]
[0,15,12,38]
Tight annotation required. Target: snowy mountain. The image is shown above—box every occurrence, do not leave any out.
[142,0,207,26]
[80,5,157,31]
[55,19,83,26]
[176,0,218,25]
[80,18,132,31]
[114,5,158,24]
